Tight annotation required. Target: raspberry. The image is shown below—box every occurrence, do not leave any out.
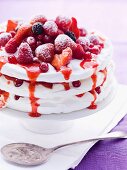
[14,78,23,87]
[36,41,42,47]
[88,45,100,55]
[8,55,17,64]
[57,29,64,35]
[73,44,85,59]
[35,43,54,63]
[36,34,43,41]
[17,42,34,64]
[30,15,47,25]
[89,35,100,45]
[79,28,87,36]
[55,34,77,53]
[0,33,12,47]
[55,16,71,31]
[32,22,43,35]
[72,80,81,88]
[95,86,101,94]
[76,37,90,51]
[43,21,58,36]
[5,38,18,53]
[65,31,76,42]
[26,36,36,50]
[41,34,54,43]
[39,62,49,73]
[69,17,80,39]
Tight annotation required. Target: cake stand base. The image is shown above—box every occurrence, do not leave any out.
[20,119,74,134]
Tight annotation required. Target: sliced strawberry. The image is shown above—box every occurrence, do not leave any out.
[51,54,61,70]
[70,17,80,39]
[15,24,32,43]
[6,20,18,32]
[52,47,72,70]
[61,47,72,65]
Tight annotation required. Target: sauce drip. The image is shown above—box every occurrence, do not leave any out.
[88,90,97,109]
[0,90,9,108]
[22,64,41,117]
[88,71,97,109]
[62,82,70,91]
[80,59,98,69]
[61,67,72,80]
[100,68,107,86]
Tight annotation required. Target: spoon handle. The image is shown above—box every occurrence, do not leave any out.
[53,131,127,151]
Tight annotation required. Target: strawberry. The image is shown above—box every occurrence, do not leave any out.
[30,15,47,25]
[51,47,72,70]
[61,47,72,65]
[5,24,32,53]
[70,17,80,39]
[55,16,71,31]
[51,54,61,70]
[73,44,85,59]
[55,34,77,53]
[6,20,18,32]
[0,32,12,47]
[35,43,54,63]
[79,28,87,37]
[17,42,33,64]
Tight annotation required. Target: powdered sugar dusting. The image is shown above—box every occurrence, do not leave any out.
[43,20,58,36]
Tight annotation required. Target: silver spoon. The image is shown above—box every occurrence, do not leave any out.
[1,131,127,166]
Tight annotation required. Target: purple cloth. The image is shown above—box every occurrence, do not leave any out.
[0,0,127,169]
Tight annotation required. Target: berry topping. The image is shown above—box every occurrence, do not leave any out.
[51,47,72,70]
[36,41,42,47]
[32,22,43,35]
[39,62,49,73]
[65,31,76,42]
[8,55,17,64]
[14,95,20,100]
[26,36,36,50]
[95,86,101,94]
[14,78,23,87]
[72,80,81,88]
[79,28,87,37]
[43,20,58,36]
[35,43,54,63]
[10,31,16,37]
[70,17,80,39]
[42,34,54,44]
[88,45,100,55]
[55,34,77,53]
[84,52,92,60]
[89,35,100,45]
[73,44,85,59]
[17,42,34,64]
[6,20,18,32]
[55,16,71,31]
[30,15,47,25]
[76,37,90,51]
[5,38,18,53]
[5,24,32,53]
[0,33,12,47]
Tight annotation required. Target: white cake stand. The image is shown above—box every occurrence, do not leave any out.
[0,86,116,134]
